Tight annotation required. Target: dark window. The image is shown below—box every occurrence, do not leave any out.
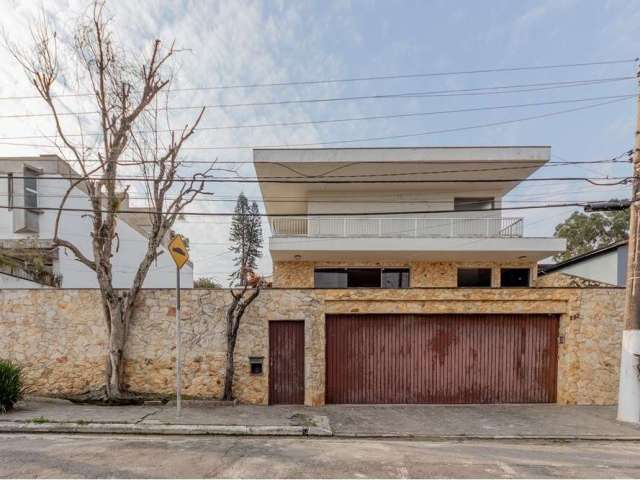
[457,268,492,287]
[314,268,410,289]
[347,268,380,288]
[314,269,347,288]
[382,268,410,288]
[454,197,494,211]
[501,268,530,287]
[7,173,13,210]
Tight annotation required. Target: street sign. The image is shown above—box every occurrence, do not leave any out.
[169,235,189,269]
[168,234,189,417]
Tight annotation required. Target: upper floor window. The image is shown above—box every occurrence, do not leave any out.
[314,267,410,289]
[457,268,492,287]
[23,167,38,210]
[501,268,530,287]
[454,197,494,211]
[7,173,13,210]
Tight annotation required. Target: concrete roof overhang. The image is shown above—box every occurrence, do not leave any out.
[253,147,550,216]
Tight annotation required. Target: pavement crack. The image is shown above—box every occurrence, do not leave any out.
[135,409,161,424]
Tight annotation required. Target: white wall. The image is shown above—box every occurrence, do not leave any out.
[305,189,503,216]
[0,272,46,288]
[556,247,626,287]
[0,169,193,289]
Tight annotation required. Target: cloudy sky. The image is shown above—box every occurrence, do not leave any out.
[1,0,638,283]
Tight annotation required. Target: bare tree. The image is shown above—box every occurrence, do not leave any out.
[5,2,212,402]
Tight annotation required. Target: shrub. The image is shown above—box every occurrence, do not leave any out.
[0,360,24,413]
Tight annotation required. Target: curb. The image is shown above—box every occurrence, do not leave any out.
[331,433,640,441]
[0,421,333,437]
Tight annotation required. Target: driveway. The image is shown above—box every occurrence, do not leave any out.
[308,404,640,438]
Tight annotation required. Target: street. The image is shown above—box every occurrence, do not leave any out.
[1,434,639,478]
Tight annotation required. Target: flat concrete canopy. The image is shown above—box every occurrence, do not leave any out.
[254,146,550,216]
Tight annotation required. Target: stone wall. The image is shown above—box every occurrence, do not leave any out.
[0,281,624,406]
[272,260,537,288]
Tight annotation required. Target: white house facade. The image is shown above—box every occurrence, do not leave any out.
[0,155,193,289]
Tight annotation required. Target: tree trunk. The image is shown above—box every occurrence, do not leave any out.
[222,333,237,401]
[104,297,130,400]
[222,299,240,401]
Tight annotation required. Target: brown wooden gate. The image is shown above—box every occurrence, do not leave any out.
[325,314,559,404]
[269,321,305,405]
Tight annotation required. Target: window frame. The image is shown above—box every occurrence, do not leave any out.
[23,167,39,211]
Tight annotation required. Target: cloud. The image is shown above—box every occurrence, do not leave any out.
[0,0,360,283]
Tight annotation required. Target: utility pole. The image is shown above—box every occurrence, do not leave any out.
[618,63,640,424]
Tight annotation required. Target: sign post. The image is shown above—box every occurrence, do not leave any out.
[168,234,189,417]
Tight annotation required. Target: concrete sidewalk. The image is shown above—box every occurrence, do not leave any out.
[1,397,639,440]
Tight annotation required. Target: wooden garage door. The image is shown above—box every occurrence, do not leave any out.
[325,314,559,404]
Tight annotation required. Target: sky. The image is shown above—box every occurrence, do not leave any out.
[0,0,638,284]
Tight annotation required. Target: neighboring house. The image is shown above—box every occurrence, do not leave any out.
[0,155,193,289]
[539,240,628,287]
[255,146,565,289]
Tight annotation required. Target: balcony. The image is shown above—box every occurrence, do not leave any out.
[270,216,524,239]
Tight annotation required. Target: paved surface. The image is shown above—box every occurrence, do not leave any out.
[1,433,640,478]
[3,398,639,439]
[307,404,640,438]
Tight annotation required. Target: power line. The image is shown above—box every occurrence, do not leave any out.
[1,172,632,184]
[0,92,634,140]
[1,95,631,152]
[0,200,628,217]
[0,153,630,166]
[0,76,634,119]
[1,58,634,101]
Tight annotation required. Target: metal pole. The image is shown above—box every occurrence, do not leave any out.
[618,64,640,423]
[176,266,182,417]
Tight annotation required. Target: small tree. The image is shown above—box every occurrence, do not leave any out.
[5,3,212,402]
[194,277,222,289]
[554,200,629,261]
[222,193,263,400]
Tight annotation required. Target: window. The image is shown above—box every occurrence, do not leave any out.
[382,268,410,288]
[457,268,492,287]
[7,173,13,210]
[23,167,38,210]
[501,268,530,287]
[314,268,410,288]
[347,268,380,288]
[454,197,494,211]
[314,269,347,288]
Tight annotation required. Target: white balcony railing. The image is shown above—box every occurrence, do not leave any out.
[270,216,524,238]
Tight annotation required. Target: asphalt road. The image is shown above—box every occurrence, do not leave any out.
[1,434,640,478]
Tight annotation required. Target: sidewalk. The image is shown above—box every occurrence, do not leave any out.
[1,397,639,440]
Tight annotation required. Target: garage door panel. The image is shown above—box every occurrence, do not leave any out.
[326,314,559,404]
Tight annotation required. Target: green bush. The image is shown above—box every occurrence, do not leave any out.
[0,360,24,413]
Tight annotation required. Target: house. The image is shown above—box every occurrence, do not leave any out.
[248,146,593,405]
[539,240,628,287]
[0,155,193,289]
[255,146,565,289]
